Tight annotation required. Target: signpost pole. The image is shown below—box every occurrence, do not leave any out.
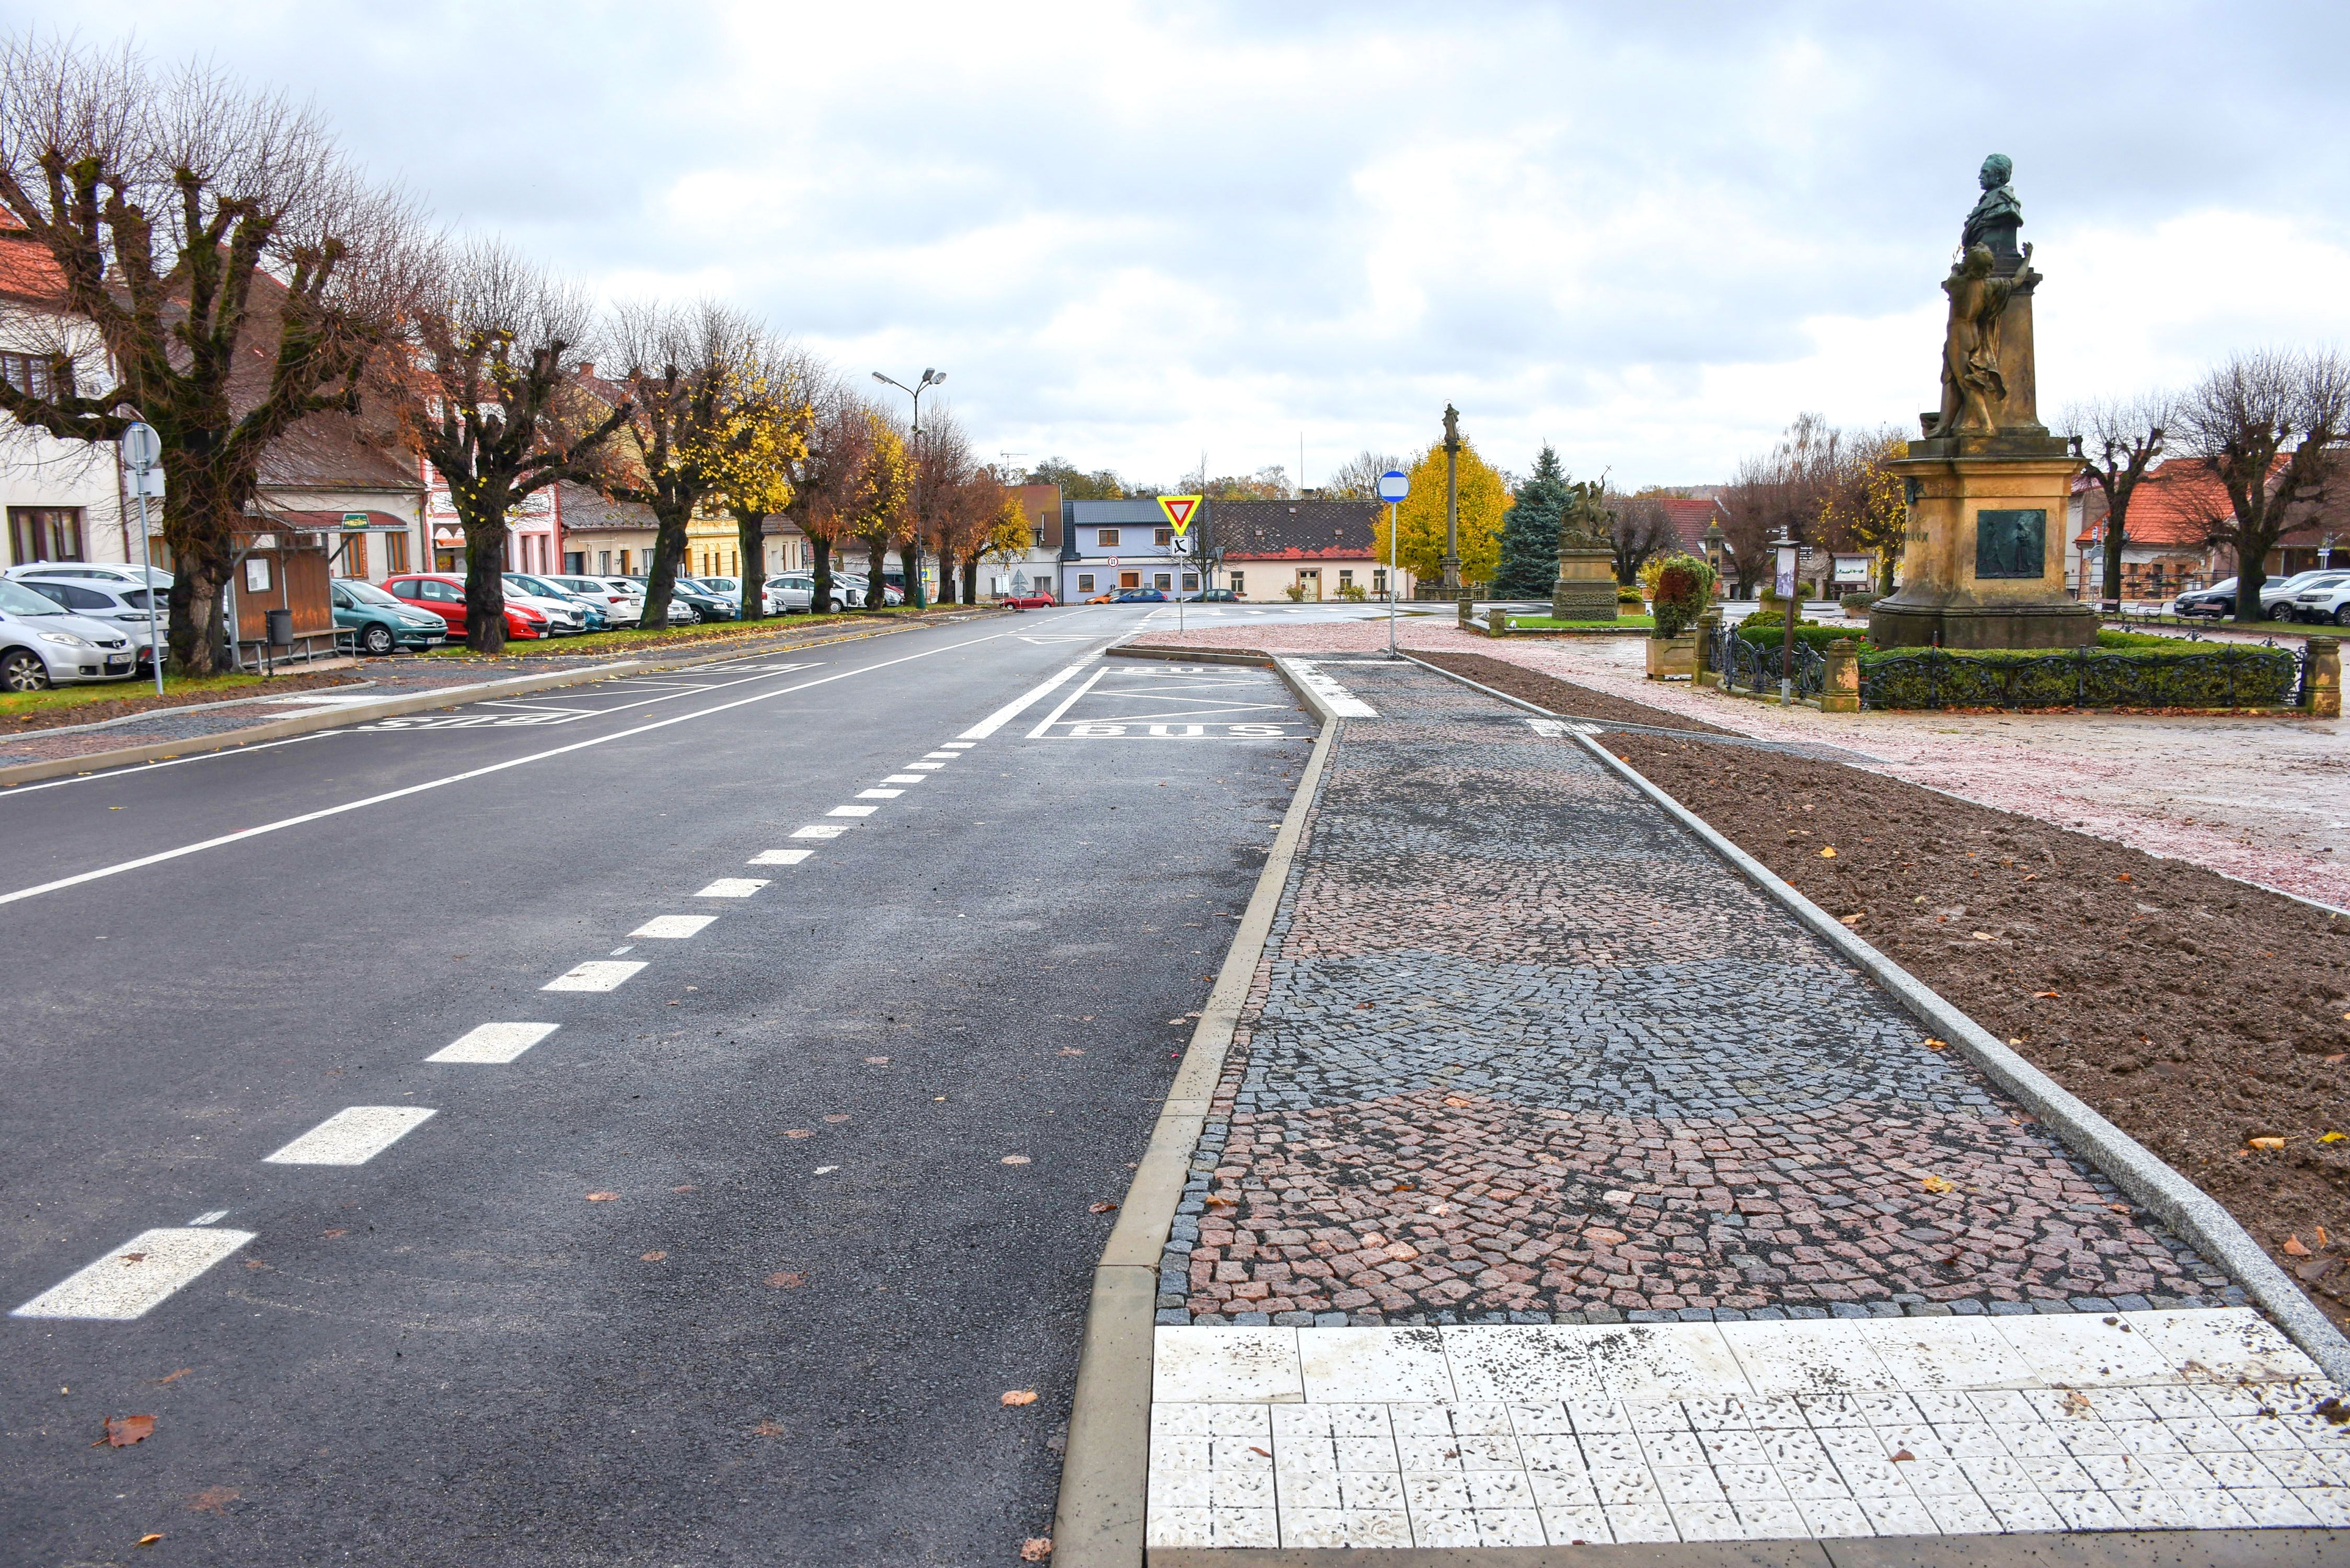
[121,422,164,694]
[1376,468,1410,659]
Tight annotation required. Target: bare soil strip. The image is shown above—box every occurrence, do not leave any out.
[1419,649,2350,1329]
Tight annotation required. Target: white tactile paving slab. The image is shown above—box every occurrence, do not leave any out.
[1146,1314,2350,1549]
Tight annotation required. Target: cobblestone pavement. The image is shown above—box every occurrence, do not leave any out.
[1165,661,2243,1328]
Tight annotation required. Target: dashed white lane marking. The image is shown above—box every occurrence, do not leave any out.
[189,1209,229,1226]
[960,660,1092,739]
[906,762,946,770]
[545,960,646,991]
[1026,663,1112,737]
[11,1227,258,1320]
[1276,658,1379,718]
[856,788,904,799]
[920,752,957,760]
[791,823,853,839]
[941,742,976,750]
[827,805,879,818]
[695,878,768,898]
[750,848,814,865]
[881,774,927,784]
[609,945,633,955]
[631,914,717,938]
[262,1105,437,1166]
[428,1021,560,1063]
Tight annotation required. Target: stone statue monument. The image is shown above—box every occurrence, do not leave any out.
[1869,155,2093,651]
[1550,477,1617,622]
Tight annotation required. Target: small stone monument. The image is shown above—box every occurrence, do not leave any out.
[1869,155,2096,651]
[1550,478,1617,621]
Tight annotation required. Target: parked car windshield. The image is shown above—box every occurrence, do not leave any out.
[337,579,404,607]
[0,580,68,615]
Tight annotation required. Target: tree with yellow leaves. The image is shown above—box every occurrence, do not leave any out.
[1373,435,1508,590]
[695,347,815,620]
[851,409,911,612]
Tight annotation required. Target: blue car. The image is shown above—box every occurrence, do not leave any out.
[1112,589,1169,603]
[332,578,449,654]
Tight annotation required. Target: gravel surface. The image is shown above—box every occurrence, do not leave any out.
[1415,650,2350,1331]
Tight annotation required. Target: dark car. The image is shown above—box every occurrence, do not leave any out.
[669,577,738,621]
[1112,589,1169,603]
[1185,589,1240,603]
[2172,579,2234,618]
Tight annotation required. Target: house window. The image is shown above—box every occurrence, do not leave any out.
[1338,569,1354,589]
[341,534,369,579]
[1155,527,1172,546]
[0,351,71,399]
[600,549,613,575]
[1373,568,1387,595]
[1182,572,1199,591]
[1230,571,1246,596]
[1153,572,1172,590]
[7,506,82,564]
[1098,528,1120,548]
[384,532,409,574]
[565,551,585,574]
[1077,573,1095,593]
[1119,570,1139,589]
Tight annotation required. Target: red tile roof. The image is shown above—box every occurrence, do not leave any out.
[0,230,67,303]
[1648,495,1729,556]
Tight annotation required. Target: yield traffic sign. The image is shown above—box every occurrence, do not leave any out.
[1157,494,1203,537]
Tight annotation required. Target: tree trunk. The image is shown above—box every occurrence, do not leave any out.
[812,538,834,614]
[963,556,980,604]
[937,546,960,604]
[462,521,511,655]
[907,537,928,609]
[2101,491,2129,606]
[864,533,890,612]
[2234,541,2269,625]
[735,510,766,622]
[640,506,692,628]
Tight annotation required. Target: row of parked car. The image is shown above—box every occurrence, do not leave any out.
[2173,570,2350,624]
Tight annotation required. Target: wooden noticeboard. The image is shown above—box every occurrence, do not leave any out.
[231,533,333,640]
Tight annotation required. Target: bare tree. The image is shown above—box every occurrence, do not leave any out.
[905,404,974,608]
[1716,455,1777,596]
[2063,392,2174,608]
[2180,349,2350,624]
[1323,449,1402,502]
[405,239,627,653]
[1608,491,1674,584]
[0,37,423,673]
[788,380,869,614]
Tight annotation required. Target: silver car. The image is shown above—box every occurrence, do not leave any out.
[0,577,137,689]
[15,573,168,667]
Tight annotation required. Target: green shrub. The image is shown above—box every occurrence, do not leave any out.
[1857,642,2297,709]
[1339,582,1367,602]
[1650,554,1719,640]
[1730,624,1862,653]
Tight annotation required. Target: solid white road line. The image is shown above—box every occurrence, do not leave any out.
[694,878,768,898]
[1027,664,1112,738]
[856,788,903,799]
[261,1105,437,1166]
[428,1021,560,1063]
[0,625,1033,908]
[827,804,879,817]
[11,1227,258,1320]
[790,823,853,839]
[630,914,717,938]
[544,960,646,991]
[959,659,1092,739]
[748,848,814,865]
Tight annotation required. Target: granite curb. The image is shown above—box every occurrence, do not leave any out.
[1052,660,1343,1568]
[0,612,1003,788]
[1561,729,2350,1388]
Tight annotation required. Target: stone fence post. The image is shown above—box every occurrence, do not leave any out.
[1822,638,1861,712]
[1695,609,1721,689]
[2309,636,2342,719]
[1458,591,1476,632]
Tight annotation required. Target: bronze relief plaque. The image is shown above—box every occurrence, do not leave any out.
[1974,508,2046,580]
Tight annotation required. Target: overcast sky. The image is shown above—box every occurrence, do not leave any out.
[20,0,2350,489]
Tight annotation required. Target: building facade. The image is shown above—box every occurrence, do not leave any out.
[1213,499,1411,602]
[1057,498,1203,601]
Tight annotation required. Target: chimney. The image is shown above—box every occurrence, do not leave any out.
[577,362,595,378]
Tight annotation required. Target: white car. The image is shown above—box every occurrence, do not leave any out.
[14,573,167,667]
[2290,578,2350,626]
[493,577,587,635]
[547,575,641,626]
[4,561,172,590]
[769,573,855,612]
[837,572,899,606]
[696,575,790,615]
[0,577,137,689]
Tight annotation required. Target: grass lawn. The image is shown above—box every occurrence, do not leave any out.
[1505,614,1655,630]
[0,670,332,727]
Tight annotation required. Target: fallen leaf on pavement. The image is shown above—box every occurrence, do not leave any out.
[1441,1095,1472,1108]
[1839,913,1862,925]
[243,1259,268,1270]
[641,1251,667,1262]
[1020,1540,1052,1563]
[863,1056,891,1065]
[2107,1203,2131,1215]
[2286,1235,2313,1256]
[1890,1448,1915,1462]
[136,1534,163,1547]
[2325,1133,2348,1144]
[673,1184,697,1193]
[152,1369,191,1387]
[2064,1390,2094,1416]
[750,1420,785,1437]
[1002,1155,1032,1165]
[1002,1390,1038,1406]
[321,1229,348,1239]
[585,1192,619,1202]
[1059,1047,1085,1056]
[1922,1038,1948,1051]
[1920,1175,1955,1194]
[100,1415,155,1447]
[766,1272,805,1289]
[1089,1202,1118,1214]
[1819,846,1837,858]
[784,1129,814,1139]
[1972,931,1995,941]
[2033,991,2059,999]
[188,1486,238,1513]
[2250,1137,2288,1150]
[1249,1446,1271,1457]
[2116,872,2133,882]
[822,1114,850,1123]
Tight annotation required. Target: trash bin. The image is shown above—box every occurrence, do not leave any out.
[266,607,293,648]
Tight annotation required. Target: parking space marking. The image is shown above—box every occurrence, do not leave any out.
[960,659,1093,739]
[544,960,646,991]
[261,1105,438,1166]
[631,914,717,938]
[791,823,854,839]
[827,804,879,817]
[694,878,768,898]
[10,1227,258,1320]
[427,1022,560,1064]
[1025,665,1111,737]
[749,848,814,865]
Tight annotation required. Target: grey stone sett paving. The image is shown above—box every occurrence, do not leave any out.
[1165,663,2245,1329]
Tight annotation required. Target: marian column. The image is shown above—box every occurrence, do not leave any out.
[1868,155,2095,651]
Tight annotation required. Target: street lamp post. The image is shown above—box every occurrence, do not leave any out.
[872,368,946,608]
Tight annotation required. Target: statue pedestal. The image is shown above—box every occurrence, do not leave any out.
[1551,545,1617,621]
[1869,437,2095,651]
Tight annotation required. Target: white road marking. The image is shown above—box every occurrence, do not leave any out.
[827,804,879,817]
[1027,664,1111,738]
[1277,658,1379,718]
[0,626,1033,906]
[11,1227,258,1320]
[630,914,717,938]
[189,1209,228,1226]
[749,848,814,864]
[856,788,903,799]
[262,1105,437,1166]
[428,1021,560,1063]
[921,752,957,759]
[881,774,926,783]
[609,945,633,955]
[906,762,946,770]
[791,823,853,838]
[695,878,768,897]
[960,660,1092,739]
[544,960,646,991]
[941,742,976,750]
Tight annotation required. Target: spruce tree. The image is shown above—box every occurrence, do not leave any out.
[1493,444,1576,597]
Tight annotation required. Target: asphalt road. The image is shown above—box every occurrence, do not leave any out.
[0,606,1315,1566]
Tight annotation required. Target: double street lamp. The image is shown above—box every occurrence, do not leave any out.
[872,367,946,607]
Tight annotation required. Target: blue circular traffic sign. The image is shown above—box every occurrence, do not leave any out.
[1376,469,1409,503]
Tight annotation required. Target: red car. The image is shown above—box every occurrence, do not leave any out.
[382,574,548,640]
[1001,590,1056,609]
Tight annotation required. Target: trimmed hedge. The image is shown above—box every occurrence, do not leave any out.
[1857,641,2298,709]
